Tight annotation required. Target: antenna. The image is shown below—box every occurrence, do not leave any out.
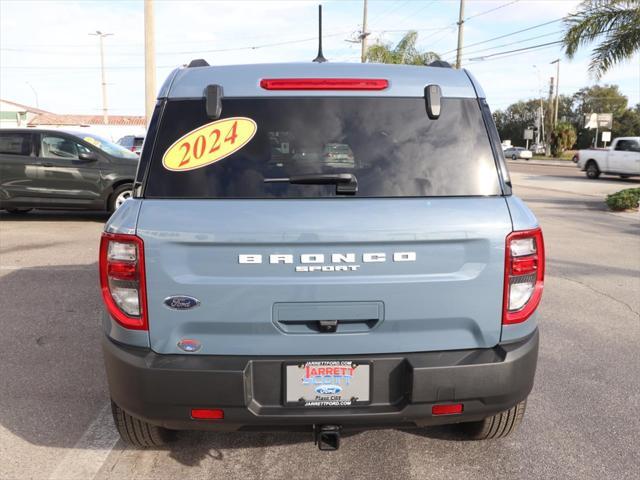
[312,4,327,63]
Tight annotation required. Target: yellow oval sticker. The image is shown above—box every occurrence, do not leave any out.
[162,117,257,172]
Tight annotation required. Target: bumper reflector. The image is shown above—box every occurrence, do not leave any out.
[191,408,224,420]
[432,403,463,415]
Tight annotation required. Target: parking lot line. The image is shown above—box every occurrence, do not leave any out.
[48,403,119,480]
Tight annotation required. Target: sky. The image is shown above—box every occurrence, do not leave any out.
[1,0,639,116]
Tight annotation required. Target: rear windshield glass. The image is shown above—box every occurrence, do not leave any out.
[144,97,501,198]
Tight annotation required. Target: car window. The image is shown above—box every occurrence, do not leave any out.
[0,132,32,156]
[614,140,636,151]
[41,135,79,159]
[79,133,138,159]
[145,97,502,198]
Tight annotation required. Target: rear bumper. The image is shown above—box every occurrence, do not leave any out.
[103,330,538,431]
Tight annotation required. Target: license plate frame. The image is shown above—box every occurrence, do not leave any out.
[284,360,372,407]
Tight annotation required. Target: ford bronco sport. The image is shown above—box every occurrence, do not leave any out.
[100,61,543,450]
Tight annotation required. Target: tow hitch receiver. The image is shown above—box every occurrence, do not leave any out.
[314,425,341,451]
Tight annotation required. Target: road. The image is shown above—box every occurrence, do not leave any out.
[0,163,638,480]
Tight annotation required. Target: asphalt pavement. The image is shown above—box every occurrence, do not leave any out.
[0,163,638,480]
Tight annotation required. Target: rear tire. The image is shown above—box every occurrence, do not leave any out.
[5,208,33,214]
[110,400,173,447]
[108,183,133,212]
[511,154,517,160]
[586,161,601,179]
[457,399,527,440]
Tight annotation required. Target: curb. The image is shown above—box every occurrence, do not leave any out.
[507,160,577,168]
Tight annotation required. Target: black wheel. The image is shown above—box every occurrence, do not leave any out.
[511,154,517,160]
[586,161,601,179]
[619,175,630,179]
[5,208,33,214]
[108,183,133,212]
[456,399,527,440]
[111,400,173,447]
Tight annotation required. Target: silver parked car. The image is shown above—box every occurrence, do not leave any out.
[504,146,533,160]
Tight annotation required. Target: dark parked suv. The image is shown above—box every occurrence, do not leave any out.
[0,129,139,213]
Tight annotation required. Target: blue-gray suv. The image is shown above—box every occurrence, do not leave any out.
[100,61,544,450]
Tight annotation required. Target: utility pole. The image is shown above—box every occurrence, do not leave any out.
[455,0,465,69]
[144,0,157,126]
[360,0,369,63]
[551,58,560,128]
[545,76,554,156]
[89,30,113,125]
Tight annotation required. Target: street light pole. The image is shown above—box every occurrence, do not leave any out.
[144,0,157,126]
[25,81,39,109]
[551,58,560,128]
[455,0,465,69]
[89,30,113,125]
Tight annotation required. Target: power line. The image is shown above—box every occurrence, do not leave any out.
[393,1,437,28]
[2,30,354,57]
[368,0,411,25]
[464,0,521,21]
[443,30,563,62]
[439,1,610,57]
[466,40,564,62]
[439,18,564,56]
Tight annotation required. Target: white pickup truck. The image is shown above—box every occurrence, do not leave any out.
[576,137,640,179]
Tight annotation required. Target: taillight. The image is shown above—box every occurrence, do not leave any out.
[259,78,389,91]
[503,227,545,325]
[99,232,148,330]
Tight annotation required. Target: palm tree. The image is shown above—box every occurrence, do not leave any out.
[563,0,640,78]
[365,31,440,65]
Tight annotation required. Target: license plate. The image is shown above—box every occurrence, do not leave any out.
[285,361,370,407]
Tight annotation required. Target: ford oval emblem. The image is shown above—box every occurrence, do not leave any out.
[164,296,200,310]
[177,339,201,352]
[315,385,342,395]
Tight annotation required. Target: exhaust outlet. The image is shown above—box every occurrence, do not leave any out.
[315,425,341,451]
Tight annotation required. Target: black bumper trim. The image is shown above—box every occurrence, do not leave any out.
[103,330,538,431]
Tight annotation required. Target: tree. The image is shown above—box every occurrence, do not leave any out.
[614,104,640,137]
[551,122,578,156]
[563,0,640,79]
[365,31,440,65]
[572,84,629,148]
[493,95,573,146]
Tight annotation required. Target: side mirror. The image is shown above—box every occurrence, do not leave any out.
[425,84,442,120]
[205,84,223,119]
[79,151,98,162]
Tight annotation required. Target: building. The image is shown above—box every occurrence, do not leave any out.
[0,99,51,127]
[0,99,146,141]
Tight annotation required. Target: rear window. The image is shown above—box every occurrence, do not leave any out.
[0,132,32,156]
[144,97,501,198]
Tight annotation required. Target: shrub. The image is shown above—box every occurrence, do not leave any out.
[605,188,640,211]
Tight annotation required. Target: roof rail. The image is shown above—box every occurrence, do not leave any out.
[428,60,452,68]
[187,59,210,68]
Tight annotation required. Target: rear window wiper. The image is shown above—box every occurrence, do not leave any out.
[264,173,358,195]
